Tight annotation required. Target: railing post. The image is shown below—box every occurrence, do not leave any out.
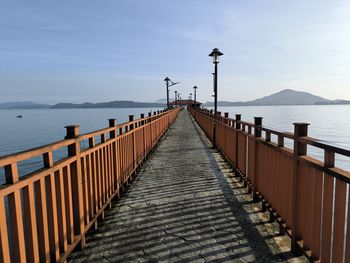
[141,113,146,158]
[109,119,119,195]
[235,114,241,174]
[109,119,116,137]
[253,117,262,202]
[118,125,124,189]
[213,111,221,148]
[129,115,136,174]
[129,115,134,130]
[222,112,229,152]
[64,125,85,249]
[140,113,145,125]
[43,151,60,261]
[235,114,241,128]
[216,111,221,120]
[224,112,229,125]
[4,163,27,262]
[0,194,10,262]
[291,122,309,255]
[254,117,263,137]
[87,136,99,230]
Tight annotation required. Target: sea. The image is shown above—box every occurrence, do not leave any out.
[0,107,162,184]
[0,105,349,184]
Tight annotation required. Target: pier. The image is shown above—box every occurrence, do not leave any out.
[0,107,350,262]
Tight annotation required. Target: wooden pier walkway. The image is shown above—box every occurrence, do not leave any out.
[69,110,307,262]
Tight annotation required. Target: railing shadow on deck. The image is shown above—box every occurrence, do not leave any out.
[189,106,350,263]
[69,110,303,262]
[0,108,180,262]
[69,158,297,262]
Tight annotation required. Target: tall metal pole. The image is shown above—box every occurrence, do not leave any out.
[167,82,169,109]
[193,86,198,108]
[209,48,223,148]
[164,77,180,109]
[175,91,177,107]
[164,77,170,109]
[213,62,218,147]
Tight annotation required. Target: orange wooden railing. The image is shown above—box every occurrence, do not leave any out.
[0,108,180,263]
[189,107,350,262]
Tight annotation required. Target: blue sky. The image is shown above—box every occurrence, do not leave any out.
[1,0,349,103]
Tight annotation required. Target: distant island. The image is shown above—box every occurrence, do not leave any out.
[0,101,51,109]
[1,89,350,109]
[0,101,165,109]
[203,89,350,107]
[51,101,165,109]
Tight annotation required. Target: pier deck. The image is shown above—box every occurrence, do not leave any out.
[69,110,307,262]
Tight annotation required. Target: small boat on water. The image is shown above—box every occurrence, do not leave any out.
[16,115,23,118]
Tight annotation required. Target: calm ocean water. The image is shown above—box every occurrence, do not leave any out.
[0,107,162,183]
[217,105,350,170]
[217,105,350,147]
[0,105,349,184]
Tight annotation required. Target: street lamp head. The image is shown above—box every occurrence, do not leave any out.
[193,85,198,90]
[164,77,170,82]
[209,48,223,63]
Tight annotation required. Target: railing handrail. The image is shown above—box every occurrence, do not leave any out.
[195,108,350,160]
[189,106,350,262]
[0,110,172,169]
[0,107,181,263]
[299,136,350,157]
[0,139,75,167]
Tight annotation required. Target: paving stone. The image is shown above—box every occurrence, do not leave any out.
[69,110,308,263]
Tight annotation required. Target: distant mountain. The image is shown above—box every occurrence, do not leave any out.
[0,101,51,109]
[3,90,349,109]
[51,100,165,109]
[203,89,349,107]
[247,89,329,105]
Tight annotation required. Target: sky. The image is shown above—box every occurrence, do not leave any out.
[1,0,350,104]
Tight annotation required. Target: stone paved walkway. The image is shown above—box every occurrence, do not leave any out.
[69,110,308,263]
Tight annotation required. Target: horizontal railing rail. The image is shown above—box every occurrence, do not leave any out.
[0,108,180,263]
[189,107,350,262]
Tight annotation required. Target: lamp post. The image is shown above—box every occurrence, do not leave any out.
[209,48,223,148]
[164,77,170,109]
[174,90,177,107]
[164,77,180,110]
[193,85,198,108]
[189,93,192,101]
